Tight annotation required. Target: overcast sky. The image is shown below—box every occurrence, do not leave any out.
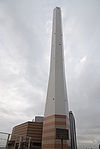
[0,0,100,148]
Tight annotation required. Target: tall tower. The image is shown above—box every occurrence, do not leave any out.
[42,7,71,149]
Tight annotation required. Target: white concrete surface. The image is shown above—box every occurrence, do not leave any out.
[44,7,69,118]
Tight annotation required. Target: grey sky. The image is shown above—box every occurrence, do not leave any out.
[0,0,100,148]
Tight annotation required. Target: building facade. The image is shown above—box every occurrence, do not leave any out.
[8,120,43,149]
[69,111,77,149]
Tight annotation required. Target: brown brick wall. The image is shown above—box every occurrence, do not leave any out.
[9,121,43,149]
[42,114,71,149]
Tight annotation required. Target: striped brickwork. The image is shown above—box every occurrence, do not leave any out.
[9,121,43,149]
[42,114,71,149]
[11,121,43,142]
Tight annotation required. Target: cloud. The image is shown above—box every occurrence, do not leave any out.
[80,56,87,63]
[0,0,100,148]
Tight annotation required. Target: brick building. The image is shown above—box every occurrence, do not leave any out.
[8,117,43,149]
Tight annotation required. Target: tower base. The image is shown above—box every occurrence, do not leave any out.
[42,114,71,149]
